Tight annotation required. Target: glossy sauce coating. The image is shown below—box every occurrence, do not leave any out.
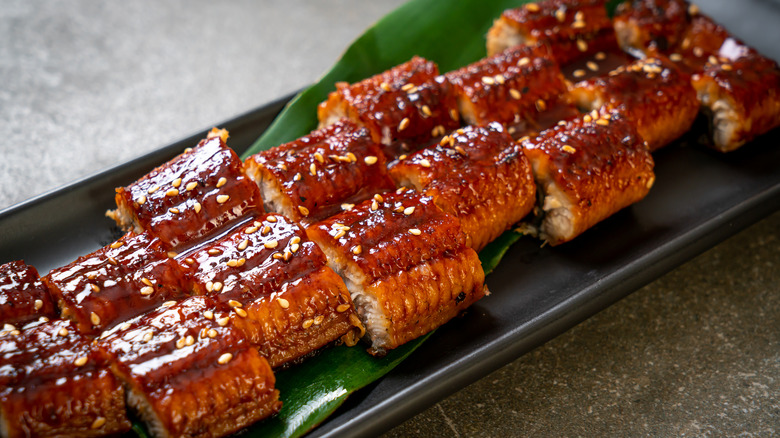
[178,213,360,367]
[570,56,699,151]
[308,189,486,354]
[521,112,655,245]
[389,123,536,251]
[100,296,281,438]
[487,0,612,56]
[445,44,571,130]
[317,56,460,159]
[308,190,466,284]
[0,319,129,437]
[245,120,395,225]
[111,130,263,249]
[0,261,56,326]
[43,232,190,334]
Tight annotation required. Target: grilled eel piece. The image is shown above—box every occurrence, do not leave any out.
[317,56,460,160]
[389,123,536,251]
[444,43,579,136]
[520,111,655,245]
[0,319,130,437]
[177,213,362,368]
[486,0,613,59]
[107,128,263,249]
[307,189,486,355]
[99,296,281,438]
[569,56,699,151]
[244,120,395,225]
[614,0,780,151]
[43,231,190,335]
[0,261,57,326]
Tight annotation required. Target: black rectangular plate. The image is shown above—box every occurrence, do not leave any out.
[1,2,780,437]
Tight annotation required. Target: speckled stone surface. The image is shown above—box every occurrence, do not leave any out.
[2,1,778,437]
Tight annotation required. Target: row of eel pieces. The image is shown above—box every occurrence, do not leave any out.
[1,0,779,437]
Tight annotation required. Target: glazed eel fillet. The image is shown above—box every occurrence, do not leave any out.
[99,296,281,438]
[178,213,363,368]
[1,319,130,437]
[0,261,57,326]
[389,123,536,252]
[307,189,486,355]
[107,128,264,249]
[444,43,579,137]
[317,56,460,160]
[244,120,395,225]
[520,111,655,246]
[614,0,780,152]
[569,56,699,151]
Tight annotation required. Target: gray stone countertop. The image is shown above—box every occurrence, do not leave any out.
[1,1,777,437]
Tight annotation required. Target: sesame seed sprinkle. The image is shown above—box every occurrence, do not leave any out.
[596,119,610,126]
[518,57,530,66]
[278,298,290,308]
[208,248,222,256]
[364,155,378,165]
[290,243,300,253]
[90,312,101,326]
[213,282,223,292]
[207,329,218,338]
[421,105,432,117]
[163,301,176,307]
[586,61,599,71]
[525,2,539,12]
[75,356,88,367]
[536,99,547,111]
[419,158,432,168]
[265,240,279,249]
[509,88,521,99]
[235,308,247,317]
[595,52,606,60]
[185,335,195,346]
[404,206,415,215]
[245,226,258,234]
[169,207,179,214]
[262,225,271,235]
[238,239,249,250]
[298,205,310,217]
[337,303,350,313]
[371,200,379,211]
[58,327,69,336]
[409,228,422,235]
[573,69,586,78]
[110,241,124,249]
[194,202,202,213]
[398,117,410,132]
[143,331,153,342]
[204,310,214,319]
[314,315,325,325]
[140,286,154,296]
[309,163,317,175]
[401,83,415,91]
[216,177,227,188]
[380,82,391,92]
[562,145,577,154]
[302,319,314,329]
[217,317,230,326]
[186,181,198,191]
[216,195,230,204]
[148,186,160,194]
[166,188,179,197]
[137,195,147,205]
[342,203,354,211]
[176,338,186,349]
[577,39,588,52]
[555,8,566,22]
[229,300,242,308]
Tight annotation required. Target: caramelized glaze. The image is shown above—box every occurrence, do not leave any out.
[0,261,56,326]
[245,120,395,224]
[390,123,536,251]
[44,232,190,334]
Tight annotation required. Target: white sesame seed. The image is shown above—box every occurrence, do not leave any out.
[194,202,202,213]
[380,82,391,92]
[147,186,160,194]
[169,208,180,214]
[278,298,290,309]
[371,200,379,211]
[517,57,530,66]
[216,177,227,188]
[290,243,300,253]
[341,203,354,211]
[140,286,154,296]
[218,353,233,365]
[562,145,577,154]
[109,241,123,249]
[555,8,566,22]
[337,303,351,313]
[212,282,223,292]
[176,338,186,349]
[165,188,179,197]
[525,2,540,12]
[298,205,310,217]
[217,317,230,326]
[235,308,247,317]
[185,335,195,346]
[91,417,106,430]
[302,319,314,329]
[509,88,522,99]
[536,99,547,111]
[577,39,588,52]
[409,228,422,235]
[75,356,88,367]
[314,152,325,163]
[207,329,218,338]
[204,310,214,319]
[401,83,415,91]
[352,245,362,255]
[58,327,69,336]
[228,300,242,308]
[216,195,230,204]
[90,312,101,326]
[137,195,147,205]
[419,159,431,168]
[309,163,317,176]
[398,117,410,132]
[314,315,325,325]
[143,331,154,342]
[596,119,610,126]
[265,240,279,249]
[34,299,43,310]
[162,301,176,307]
[586,61,599,71]
[481,76,495,85]
[573,69,586,78]
[186,181,198,191]
[421,105,432,117]
[403,206,415,215]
